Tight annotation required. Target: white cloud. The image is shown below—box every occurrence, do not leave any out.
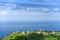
[0,10,8,15]
[0,2,60,22]
[53,8,60,11]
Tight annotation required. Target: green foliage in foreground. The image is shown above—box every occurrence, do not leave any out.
[2,31,60,40]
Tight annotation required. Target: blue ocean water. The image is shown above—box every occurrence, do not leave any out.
[0,22,60,38]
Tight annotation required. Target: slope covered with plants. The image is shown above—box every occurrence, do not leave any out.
[2,30,60,40]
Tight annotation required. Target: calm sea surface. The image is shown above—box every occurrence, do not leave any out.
[0,22,60,38]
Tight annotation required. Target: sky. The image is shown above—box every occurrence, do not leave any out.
[0,0,60,5]
[0,0,60,22]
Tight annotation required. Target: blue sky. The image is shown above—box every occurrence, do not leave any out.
[0,0,60,5]
[0,0,60,22]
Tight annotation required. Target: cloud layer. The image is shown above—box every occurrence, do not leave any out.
[0,2,60,22]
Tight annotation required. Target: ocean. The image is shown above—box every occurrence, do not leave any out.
[0,22,60,38]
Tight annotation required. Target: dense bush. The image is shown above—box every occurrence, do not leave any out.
[26,33,44,40]
[2,31,60,40]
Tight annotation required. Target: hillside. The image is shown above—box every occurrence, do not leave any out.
[2,30,60,40]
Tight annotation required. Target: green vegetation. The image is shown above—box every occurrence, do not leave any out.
[2,30,60,40]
